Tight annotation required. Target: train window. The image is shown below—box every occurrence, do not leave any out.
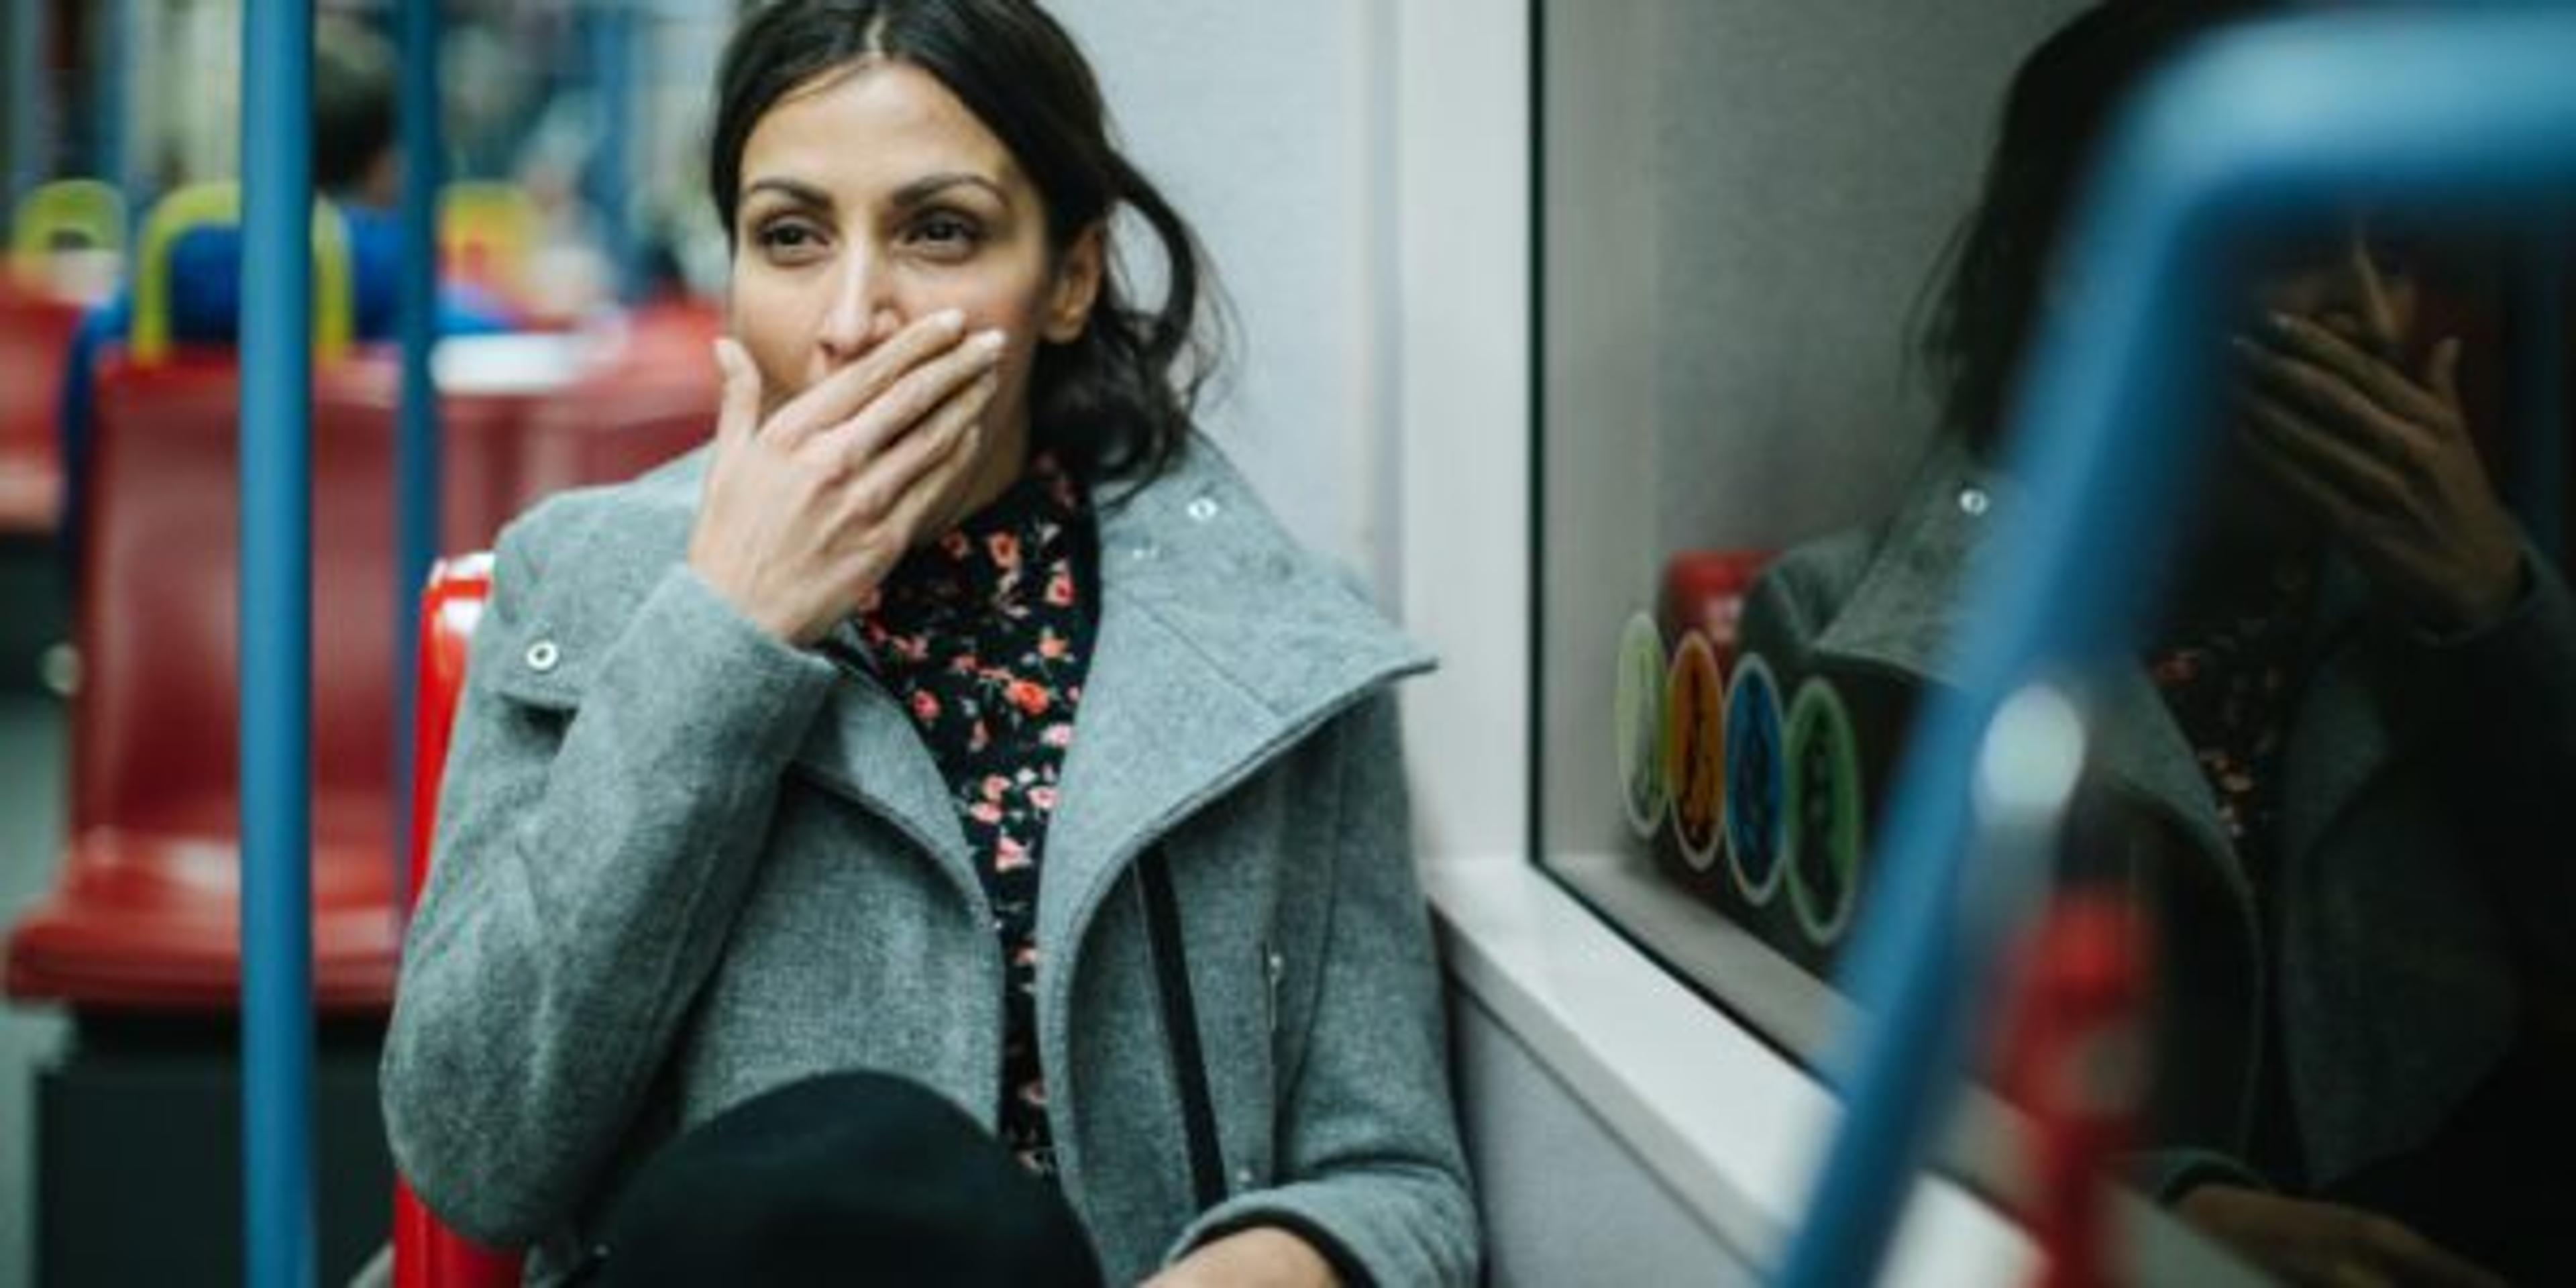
[1536,1,2576,1281]
[1538,0,2084,1074]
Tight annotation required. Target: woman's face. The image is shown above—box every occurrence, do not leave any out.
[2251,220,2420,358]
[727,58,1102,456]
[2195,221,2424,557]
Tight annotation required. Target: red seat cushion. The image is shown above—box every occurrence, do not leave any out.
[4,822,400,1012]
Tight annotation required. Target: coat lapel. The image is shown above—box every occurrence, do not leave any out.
[788,632,975,875]
[1035,445,1434,953]
[2275,561,2398,863]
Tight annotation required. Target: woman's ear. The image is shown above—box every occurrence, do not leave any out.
[1042,223,1106,343]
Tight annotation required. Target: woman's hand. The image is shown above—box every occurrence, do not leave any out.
[688,311,1006,646]
[1138,1226,1338,1288]
[2233,313,2525,634]
[2176,1184,2506,1288]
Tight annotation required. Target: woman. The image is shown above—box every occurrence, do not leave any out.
[382,3,1479,1285]
[1743,3,2574,1283]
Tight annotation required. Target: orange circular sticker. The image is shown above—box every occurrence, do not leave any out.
[1662,631,1726,869]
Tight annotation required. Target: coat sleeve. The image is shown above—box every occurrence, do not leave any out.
[380,510,839,1248]
[2404,539,2576,990]
[1167,692,1482,1287]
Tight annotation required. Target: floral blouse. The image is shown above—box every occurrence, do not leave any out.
[857,451,1097,1179]
[2145,553,2317,1184]
[2145,555,2318,893]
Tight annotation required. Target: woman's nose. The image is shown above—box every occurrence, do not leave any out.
[816,251,900,366]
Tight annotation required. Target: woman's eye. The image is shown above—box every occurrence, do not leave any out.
[754,221,826,257]
[908,214,983,253]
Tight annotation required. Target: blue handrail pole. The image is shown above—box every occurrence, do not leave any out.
[91,0,137,206]
[588,0,640,304]
[1774,11,2576,1287]
[239,1,319,1286]
[2508,231,2567,562]
[394,0,445,913]
[3,0,45,205]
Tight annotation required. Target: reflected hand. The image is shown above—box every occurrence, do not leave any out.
[2176,1184,2507,1288]
[2233,313,2524,634]
[1137,1226,1338,1288]
[687,312,1006,646]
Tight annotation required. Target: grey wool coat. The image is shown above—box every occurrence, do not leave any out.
[381,437,1480,1287]
[1741,438,2576,1200]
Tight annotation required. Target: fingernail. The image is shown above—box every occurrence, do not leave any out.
[930,308,967,332]
[972,329,1008,356]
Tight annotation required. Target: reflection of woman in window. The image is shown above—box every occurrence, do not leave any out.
[382,3,1477,1285]
[1743,3,2575,1282]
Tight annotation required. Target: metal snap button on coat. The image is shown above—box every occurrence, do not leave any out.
[1957,485,1991,517]
[1186,496,1220,522]
[1130,539,1160,562]
[525,639,561,673]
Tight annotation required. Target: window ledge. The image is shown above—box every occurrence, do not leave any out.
[1421,849,2035,1285]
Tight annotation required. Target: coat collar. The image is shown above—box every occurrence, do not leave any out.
[1038,439,1434,947]
[1807,437,2408,892]
[501,436,1432,925]
[1807,438,2239,880]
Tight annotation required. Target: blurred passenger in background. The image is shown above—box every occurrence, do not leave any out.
[1744,3,2575,1283]
[53,14,513,571]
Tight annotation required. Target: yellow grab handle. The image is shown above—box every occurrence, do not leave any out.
[9,178,128,280]
[439,181,538,297]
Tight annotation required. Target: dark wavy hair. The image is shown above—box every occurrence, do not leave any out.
[709,0,1217,485]
[313,15,397,195]
[1920,0,2271,458]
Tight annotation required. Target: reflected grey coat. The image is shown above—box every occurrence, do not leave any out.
[382,439,1479,1286]
[1742,439,2576,1199]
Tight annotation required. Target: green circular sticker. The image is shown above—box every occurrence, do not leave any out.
[1613,612,1668,839]
[1785,675,1864,946]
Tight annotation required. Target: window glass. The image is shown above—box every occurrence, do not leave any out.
[1538,3,2576,1280]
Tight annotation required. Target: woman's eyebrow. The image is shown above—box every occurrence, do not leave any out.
[740,176,833,212]
[891,172,1008,209]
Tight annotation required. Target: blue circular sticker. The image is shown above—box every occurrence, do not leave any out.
[1724,653,1787,904]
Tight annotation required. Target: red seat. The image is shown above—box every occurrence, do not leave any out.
[329,358,531,561]
[3,291,721,1012]
[514,302,718,505]
[1660,549,1772,676]
[0,283,85,533]
[1,350,498,1012]
[392,554,523,1288]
